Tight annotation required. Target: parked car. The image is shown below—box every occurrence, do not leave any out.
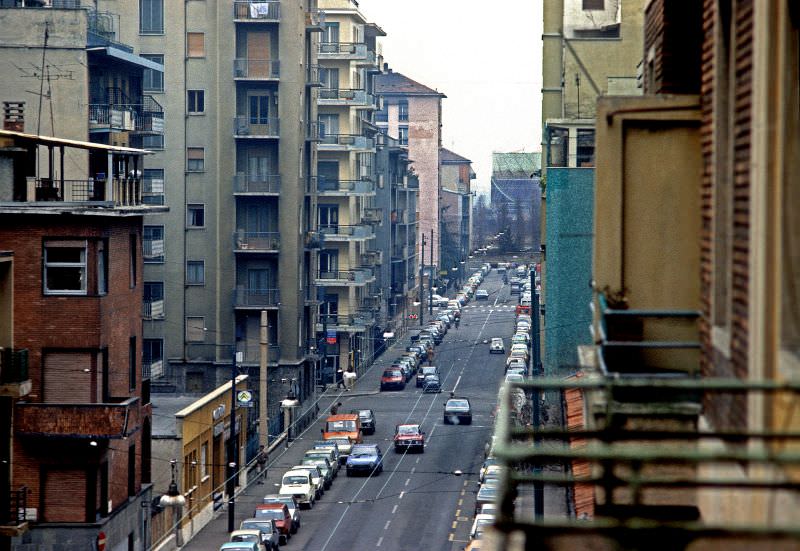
[474,479,499,515]
[381,368,406,391]
[278,470,315,509]
[252,504,293,544]
[322,437,352,463]
[289,464,324,498]
[443,397,472,425]
[407,344,427,360]
[221,540,262,551]
[322,413,362,445]
[305,447,339,477]
[346,444,384,476]
[431,294,450,307]
[261,494,300,533]
[506,367,527,378]
[489,337,505,354]
[311,440,342,467]
[470,514,495,540]
[394,424,426,453]
[505,373,524,384]
[505,358,527,373]
[416,365,440,387]
[301,457,333,489]
[230,527,278,551]
[240,517,286,546]
[351,408,376,435]
[422,374,442,393]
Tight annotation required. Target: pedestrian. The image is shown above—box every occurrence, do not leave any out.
[256,445,268,484]
[427,346,435,366]
[343,367,356,391]
[336,368,346,389]
[330,401,342,415]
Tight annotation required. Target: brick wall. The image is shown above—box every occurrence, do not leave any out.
[408,96,442,266]
[0,213,148,522]
[644,0,703,94]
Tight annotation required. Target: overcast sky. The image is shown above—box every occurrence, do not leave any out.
[359,0,543,197]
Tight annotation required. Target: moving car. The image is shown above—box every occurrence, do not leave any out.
[380,368,406,391]
[278,469,315,509]
[346,444,383,476]
[230,527,278,551]
[443,397,472,425]
[475,289,489,300]
[322,413,362,445]
[489,337,505,354]
[422,374,442,393]
[252,504,293,544]
[416,365,440,387]
[351,408,376,435]
[261,494,300,533]
[394,424,425,453]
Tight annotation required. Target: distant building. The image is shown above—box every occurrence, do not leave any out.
[439,148,474,289]
[490,152,541,251]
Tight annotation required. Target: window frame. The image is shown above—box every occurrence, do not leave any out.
[186,204,206,229]
[187,147,205,173]
[43,240,88,296]
[187,89,205,114]
[398,126,409,146]
[139,0,164,35]
[186,260,205,285]
[141,54,164,92]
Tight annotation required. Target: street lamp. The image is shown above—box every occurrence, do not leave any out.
[280,378,300,444]
[160,459,186,547]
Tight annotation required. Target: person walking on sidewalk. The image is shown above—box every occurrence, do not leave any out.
[256,445,268,484]
[343,367,356,391]
[330,401,342,415]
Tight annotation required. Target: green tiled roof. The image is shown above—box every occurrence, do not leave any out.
[492,152,541,178]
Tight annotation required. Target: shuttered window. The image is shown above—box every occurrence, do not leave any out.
[43,352,93,403]
[187,32,205,57]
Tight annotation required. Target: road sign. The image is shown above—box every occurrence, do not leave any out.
[237,390,254,408]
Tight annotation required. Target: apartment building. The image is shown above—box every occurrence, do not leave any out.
[0,128,163,551]
[375,68,446,269]
[315,0,384,378]
[489,152,540,252]
[439,148,474,291]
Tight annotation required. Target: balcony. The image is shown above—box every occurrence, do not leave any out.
[88,96,164,135]
[305,9,325,32]
[16,397,141,439]
[315,268,375,286]
[319,88,375,108]
[318,41,368,60]
[306,65,322,87]
[234,173,281,195]
[317,179,375,195]
[142,359,164,379]
[304,231,322,249]
[235,343,281,364]
[357,49,380,70]
[23,176,144,207]
[316,313,374,332]
[143,238,165,262]
[360,250,383,267]
[234,58,280,80]
[318,134,375,152]
[361,207,383,224]
[142,299,165,320]
[306,121,322,142]
[318,224,374,241]
[234,231,280,252]
[234,116,280,139]
[0,486,29,537]
[234,287,280,308]
[233,1,280,22]
[0,348,31,398]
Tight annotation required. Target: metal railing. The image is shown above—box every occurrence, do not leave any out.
[316,268,373,284]
[233,231,280,251]
[234,116,280,138]
[233,58,280,79]
[4,486,27,527]
[306,121,322,141]
[142,359,163,380]
[318,224,373,239]
[233,288,280,307]
[27,177,143,206]
[233,1,280,20]
[316,179,375,194]
[142,299,164,320]
[319,88,374,106]
[318,134,374,150]
[233,173,281,194]
[305,8,325,29]
[318,41,368,58]
[236,343,280,364]
[306,65,322,86]
[0,348,28,384]
[143,239,165,260]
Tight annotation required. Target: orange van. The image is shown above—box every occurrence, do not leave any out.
[321,413,362,444]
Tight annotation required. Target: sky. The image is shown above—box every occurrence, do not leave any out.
[358,0,544,197]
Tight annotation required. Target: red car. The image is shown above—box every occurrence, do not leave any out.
[254,503,292,544]
[394,424,425,453]
[380,368,406,391]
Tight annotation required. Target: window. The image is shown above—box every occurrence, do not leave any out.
[398,100,409,122]
[97,240,108,295]
[143,226,164,263]
[318,204,339,231]
[129,234,137,288]
[188,90,205,114]
[129,336,137,391]
[44,241,87,295]
[322,22,339,43]
[187,32,205,57]
[143,281,164,303]
[319,250,339,275]
[139,0,163,34]
[187,204,205,228]
[141,134,164,150]
[141,54,164,92]
[318,114,339,138]
[576,129,595,167]
[187,260,205,285]
[142,168,165,205]
[142,338,164,378]
[582,0,604,9]
[187,147,205,172]
[248,95,270,125]
[320,67,339,90]
[186,317,205,342]
[200,442,208,479]
[398,126,408,146]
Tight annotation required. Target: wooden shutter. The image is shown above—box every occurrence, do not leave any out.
[43,352,92,403]
[43,468,86,522]
[187,32,205,57]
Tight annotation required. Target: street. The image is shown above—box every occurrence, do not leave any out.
[181,269,560,551]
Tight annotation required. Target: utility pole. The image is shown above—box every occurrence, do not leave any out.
[259,311,269,447]
[419,234,425,326]
[531,268,544,519]
[227,349,239,532]
[429,228,434,316]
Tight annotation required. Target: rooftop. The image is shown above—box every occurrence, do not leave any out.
[491,152,542,178]
[440,147,472,164]
[375,70,446,98]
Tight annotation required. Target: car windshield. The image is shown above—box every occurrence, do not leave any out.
[397,425,420,436]
[232,535,259,543]
[383,370,402,377]
[255,509,283,520]
[263,497,293,507]
[351,451,375,458]
[422,366,437,375]
[357,410,372,418]
[242,520,272,531]
[447,399,469,408]
[327,420,356,431]
[282,475,309,485]
[424,375,439,382]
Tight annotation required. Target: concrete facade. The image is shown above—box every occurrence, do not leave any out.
[439,148,474,290]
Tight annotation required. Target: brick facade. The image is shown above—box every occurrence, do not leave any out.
[643,0,703,94]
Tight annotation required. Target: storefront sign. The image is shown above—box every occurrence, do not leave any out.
[237,390,254,408]
[211,403,226,421]
[326,329,337,344]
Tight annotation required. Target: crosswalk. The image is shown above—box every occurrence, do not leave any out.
[433,304,517,311]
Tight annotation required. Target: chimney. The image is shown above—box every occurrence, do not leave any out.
[383,62,392,74]
[3,102,24,133]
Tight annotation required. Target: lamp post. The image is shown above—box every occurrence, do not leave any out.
[160,459,187,547]
[280,378,300,444]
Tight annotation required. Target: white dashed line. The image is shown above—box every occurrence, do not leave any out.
[411,467,416,474]
[404,478,411,486]
[399,491,405,499]
[392,504,398,514]
[377,537,383,547]
[384,520,391,530]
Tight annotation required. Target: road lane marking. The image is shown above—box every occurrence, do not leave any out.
[415,457,420,464]
[377,537,383,547]
[448,534,455,542]
[384,521,391,530]
[411,467,416,474]
[391,504,398,514]
[452,374,462,393]
[399,491,405,499]
[458,498,463,506]
[456,509,461,516]
[404,478,410,486]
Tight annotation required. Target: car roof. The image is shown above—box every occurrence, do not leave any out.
[396,423,421,429]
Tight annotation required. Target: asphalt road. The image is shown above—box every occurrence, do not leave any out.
[181,270,523,551]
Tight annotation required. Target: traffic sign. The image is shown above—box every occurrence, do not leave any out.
[237,390,254,408]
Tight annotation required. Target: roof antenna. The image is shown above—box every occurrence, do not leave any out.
[37,22,50,136]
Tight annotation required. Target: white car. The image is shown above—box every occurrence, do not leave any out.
[505,373,524,384]
[280,469,315,509]
[475,289,490,300]
[471,513,494,540]
[506,358,527,372]
[490,337,505,354]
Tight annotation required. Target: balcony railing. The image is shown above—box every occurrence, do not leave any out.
[361,207,383,224]
[305,8,325,31]
[88,97,164,135]
[24,176,144,206]
[304,231,322,249]
[143,238,165,261]
[306,65,322,86]
[306,121,322,142]
[142,359,163,379]
[234,1,280,21]
[142,299,164,320]
[318,41,368,59]
[316,268,374,285]
[234,116,280,138]
[3,486,27,529]
[319,88,374,107]
[360,250,383,267]
[233,58,280,79]
[318,224,373,240]
[234,287,280,308]
[392,245,413,259]
[234,231,280,252]
[16,397,140,439]
[0,348,28,385]
[234,173,281,194]
[318,134,374,150]
[317,179,375,194]
[236,343,280,364]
